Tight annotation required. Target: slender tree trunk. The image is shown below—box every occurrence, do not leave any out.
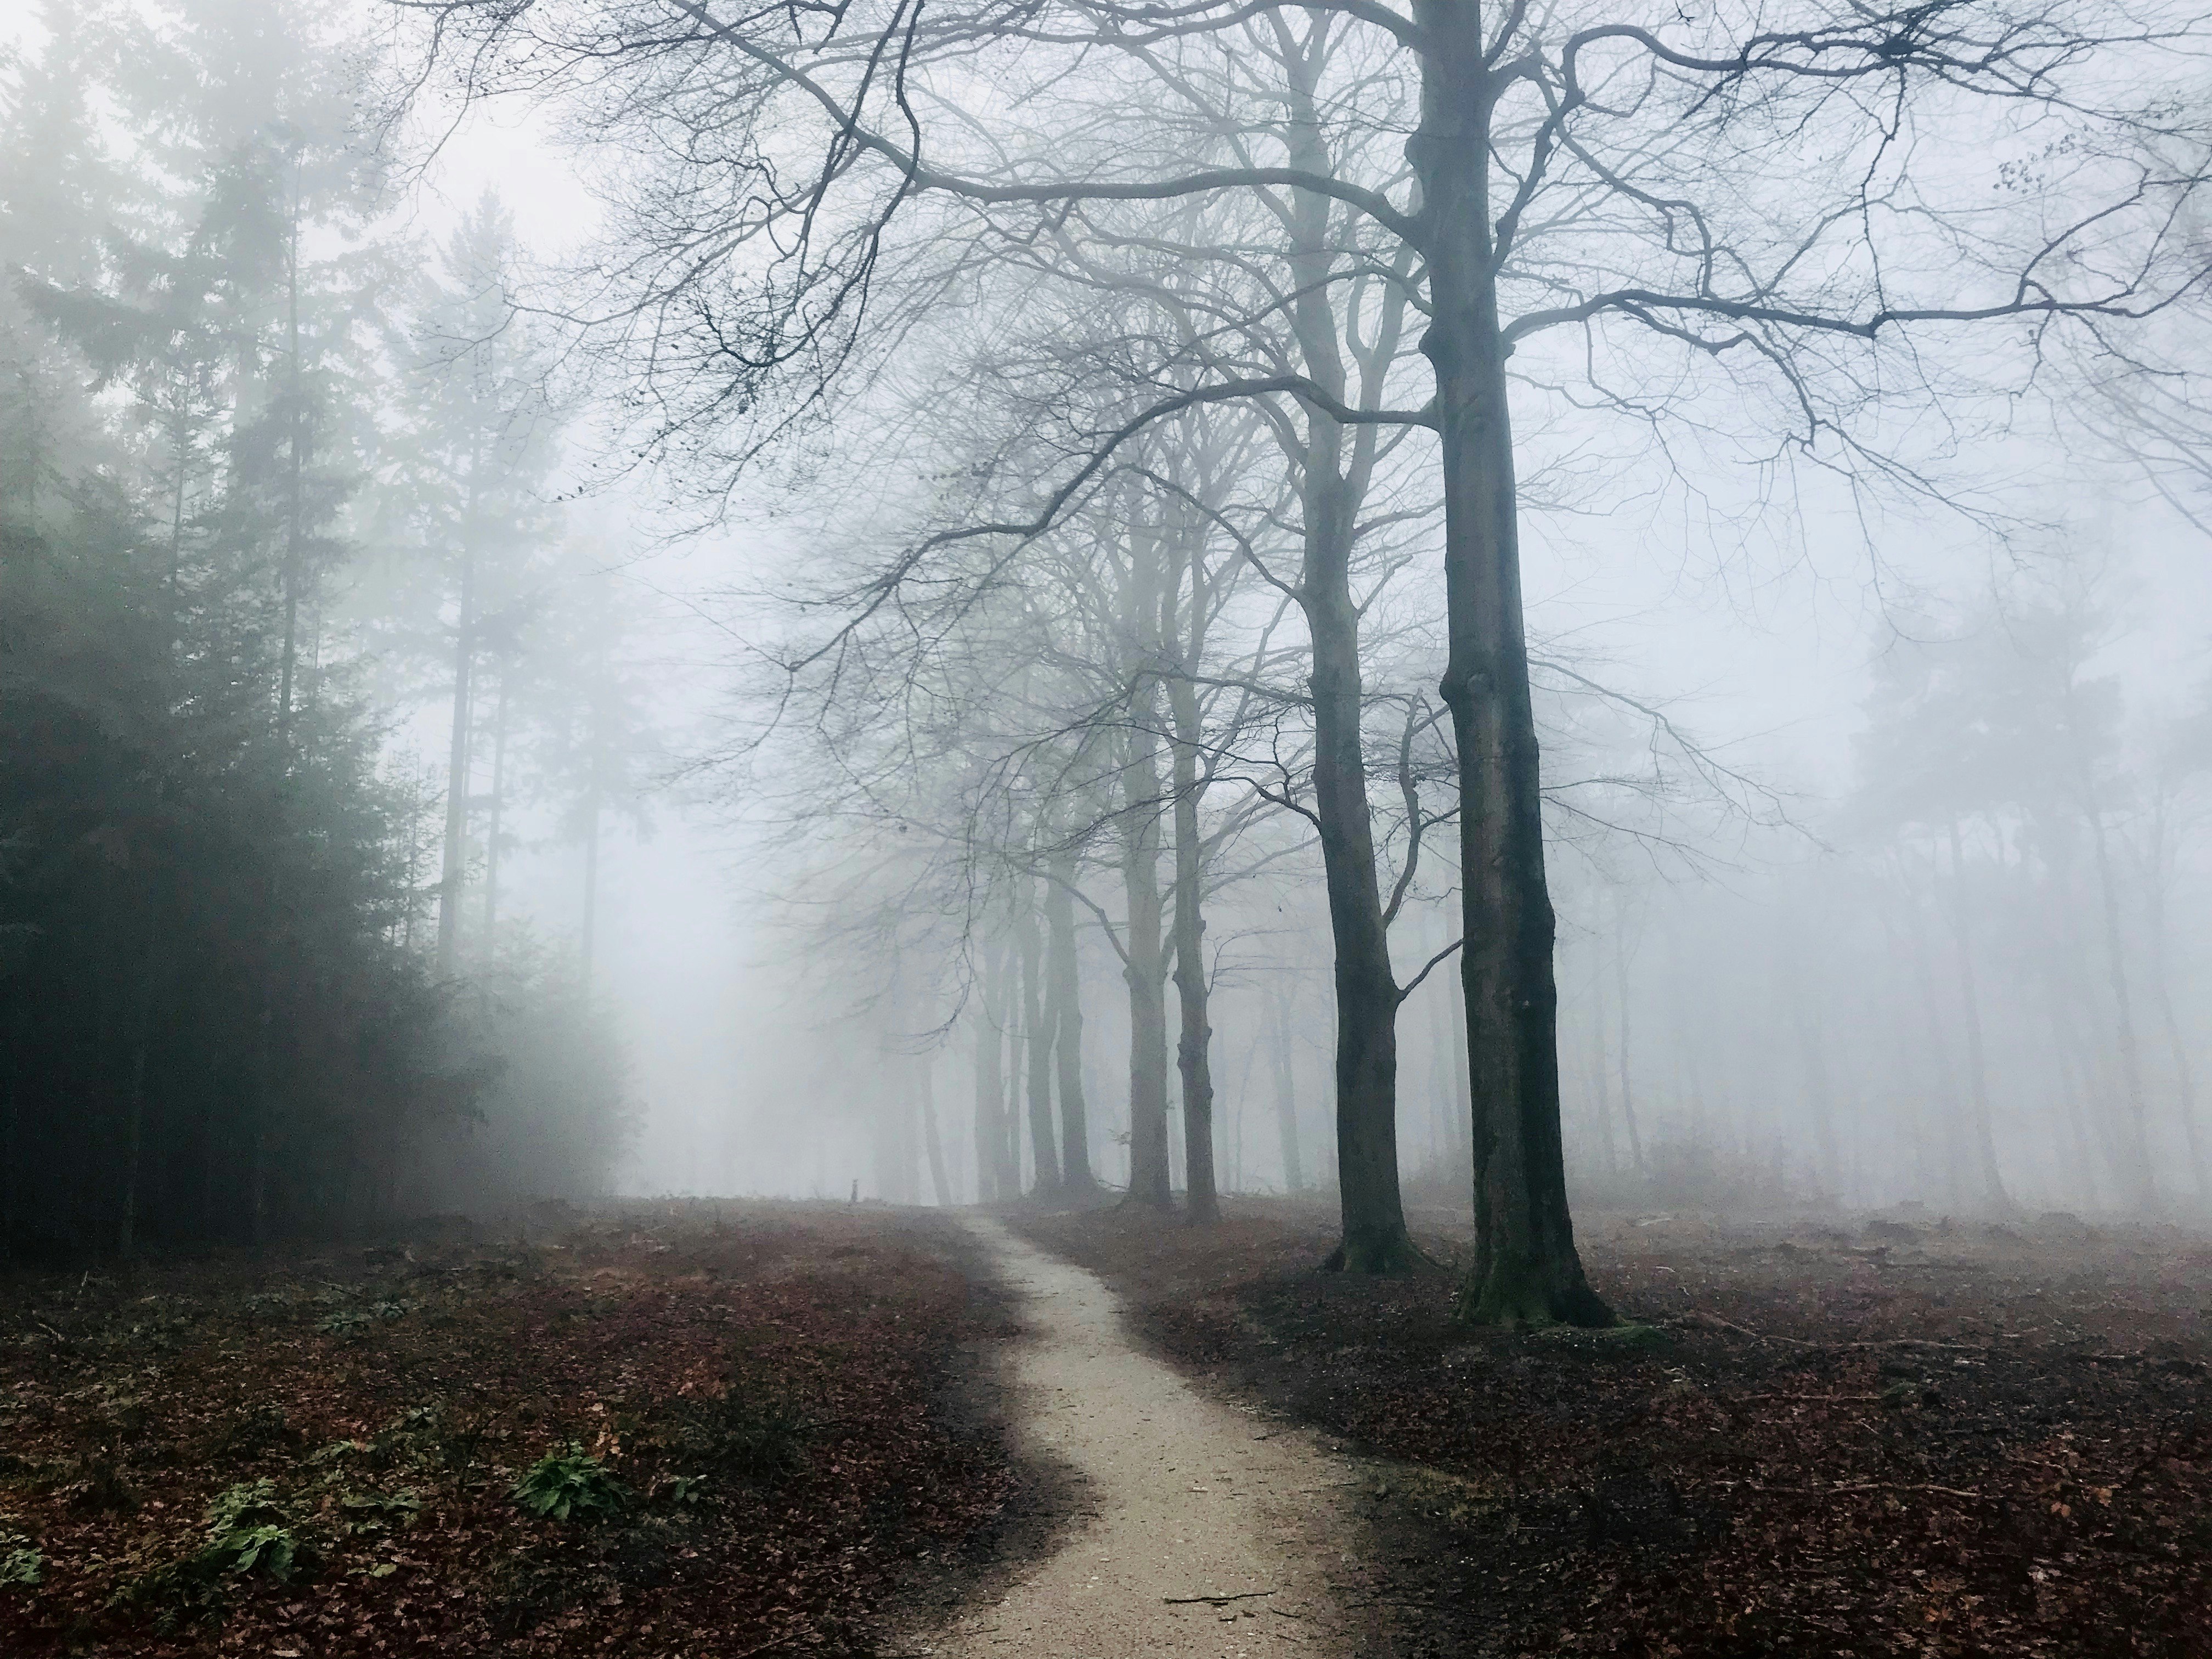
[117,957,156,1260]
[1269,985,1305,1194]
[166,392,190,625]
[1414,2,1606,1323]
[1891,861,1967,1203]
[2047,1003,2106,1212]
[1121,551,1175,1209]
[483,665,510,967]
[1046,851,1098,1191]
[579,786,601,988]
[436,539,477,978]
[973,939,1006,1204]
[920,1057,952,1207]
[1121,822,1173,1208]
[2146,869,2210,1204]
[1273,92,1418,1270]
[1018,878,1060,1193]
[1945,816,2012,1210]
[1302,541,1410,1266]
[276,172,304,757]
[1610,900,1645,1177]
[1587,955,1617,1180]
[1781,943,1843,1200]
[1166,669,1219,1224]
[2081,794,2157,1206]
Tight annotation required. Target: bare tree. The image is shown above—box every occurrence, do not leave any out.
[412,0,2212,1318]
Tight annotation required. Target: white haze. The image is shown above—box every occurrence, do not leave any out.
[407,112,2212,1212]
[22,2,2201,1216]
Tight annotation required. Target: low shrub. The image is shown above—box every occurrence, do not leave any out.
[510,1445,628,1522]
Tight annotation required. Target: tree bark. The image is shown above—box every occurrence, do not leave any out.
[1610,896,1645,1177]
[1166,661,1219,1224]
[1273,35,1420,1270]
[2077,777,2157,1207]
[1414,2,1608,1324]
[1046,851,1098,1191]
[2145,844,2209,1203]
[436,544,476,978]
[1944,816,2012,1210]
[920,1056,953,1207]
[482,665,510,966]
[117,958,155,1260]
[1120,760,1174,1210]
[579,781,600,988]
[1781,940,1843,1200]
[1269,984,1305,1194]
[1120,524,1175,1210]
[1017,876,1060,1193]
[1587,953,1617,1179]
[973,936,1007,1204]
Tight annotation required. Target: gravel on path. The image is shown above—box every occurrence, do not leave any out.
[923,1216,1364,1659]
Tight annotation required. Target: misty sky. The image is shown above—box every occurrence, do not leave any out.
[401,65,2212,1200]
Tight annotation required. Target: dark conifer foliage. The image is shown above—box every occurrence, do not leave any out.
[0,1,632,1259]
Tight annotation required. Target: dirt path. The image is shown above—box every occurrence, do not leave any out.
[924,1216,1363,1658]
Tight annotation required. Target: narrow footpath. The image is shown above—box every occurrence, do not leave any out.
[924,1217,1367,1658]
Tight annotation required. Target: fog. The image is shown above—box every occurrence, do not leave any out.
[9,0,2212,1277]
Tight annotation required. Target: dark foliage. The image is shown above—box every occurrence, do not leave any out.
[0,1,633,1259]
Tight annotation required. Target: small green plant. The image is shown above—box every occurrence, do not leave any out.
[338,1489,421,1534]
[0,1533,42,1588]
[200,1523,301,1579]
[510,1445,629,1522]
[198,1481,311,1581]
[108,1481,315,1630]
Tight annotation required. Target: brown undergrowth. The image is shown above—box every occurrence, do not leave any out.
[0,1203,1017,1657]
[1013,1198,2212,1658]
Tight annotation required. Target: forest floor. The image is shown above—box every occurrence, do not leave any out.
[0,1203,1034,1658]
[1011,1197,2212,1659]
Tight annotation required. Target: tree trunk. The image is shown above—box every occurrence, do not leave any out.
[973,938,1007,1204]
[483,665,510,967]
[1046,851,1098,1191]
[1274,46,1419,1270]
[1414,3,1608,1324]
[1587,954,1617,1179]
[2145,856,2210,1204]
[1121,811,1173,1209]
[1120,538,1175,1210]
[1781,941,1843,1200]
[579,783,600,988]
[1892,861,1968,1203]
[276,171,304,758]
[436,539,476,978]
[1944,816,2012,1210]
[117,964,155,1260]
[2080,789,2157,1206]
[1017,878,1060,1193]
[1166,668,1219,1224]
[1610,898,1645,1177]
[1289,375,1412,1267]
[1269,985,1305,1193]
[921,1056,953,1207]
